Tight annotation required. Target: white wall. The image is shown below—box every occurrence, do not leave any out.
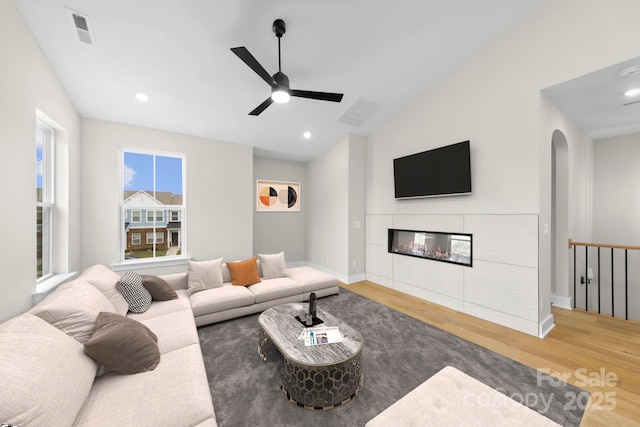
[80,119,254,274]
[593,132,640,245]
[364,0,640,336]
[306,133,366,283]
[307,135,350,280]
[0,1,81,323]
[590,132,640,320]
[348,135,366,281]
[253,156,306,264]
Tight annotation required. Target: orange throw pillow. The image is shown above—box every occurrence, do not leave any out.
[227,257,262,286]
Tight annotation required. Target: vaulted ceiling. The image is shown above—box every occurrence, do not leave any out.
[15,0,551,160]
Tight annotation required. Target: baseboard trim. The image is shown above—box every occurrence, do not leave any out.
[346,273,366,284]
[550,295,573,310]
[539,313,555,338]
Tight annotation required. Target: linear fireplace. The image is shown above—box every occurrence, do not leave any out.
[388,228,472,267]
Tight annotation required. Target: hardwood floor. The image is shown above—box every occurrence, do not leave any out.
[342,281,640,426]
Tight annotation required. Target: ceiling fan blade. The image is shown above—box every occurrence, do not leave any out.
[249,97,274,116]
[290,89,344,103]
[231,47,276,88]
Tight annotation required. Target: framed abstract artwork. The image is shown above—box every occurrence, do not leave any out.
[256,180,300,212]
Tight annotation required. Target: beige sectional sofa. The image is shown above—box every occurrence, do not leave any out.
[0,256,339,427]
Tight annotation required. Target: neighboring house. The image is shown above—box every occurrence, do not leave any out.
[123,190,182,255]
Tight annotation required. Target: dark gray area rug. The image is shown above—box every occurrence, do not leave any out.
[197,289,587,427]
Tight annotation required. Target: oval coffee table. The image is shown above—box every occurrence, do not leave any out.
[258,302,364,410]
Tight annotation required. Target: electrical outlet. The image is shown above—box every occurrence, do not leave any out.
[540,297,545,310]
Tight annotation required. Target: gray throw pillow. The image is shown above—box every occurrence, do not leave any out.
[141,275,178,301]
[116,271,152,313]
[258,252,287,279]
[84,312,160,375]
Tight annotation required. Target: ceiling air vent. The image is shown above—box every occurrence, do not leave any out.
[337,97,380,127]
[66,8,95,45]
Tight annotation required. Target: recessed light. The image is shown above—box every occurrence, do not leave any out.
[136,92,149,102]
[624,87,640,97]
[303,131,311,139]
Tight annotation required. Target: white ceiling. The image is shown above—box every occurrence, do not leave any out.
[543,56,640,141]
[14,0,548,161]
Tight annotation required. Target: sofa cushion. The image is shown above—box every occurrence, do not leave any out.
[286,266,339,293]
[127,289,191,322]
[258,251,287,279]
[29,279,116,343]
[78,264,130,315]
[84,312,160,375]
[190,284,255,316]
[142,274,178,300]
[116,270,152,313]
[247,277,303,304]
[227,257,261,286]
[139,309,200,354]
[0,314,97,427]
[74,344,216,427]
[188,258,224,293]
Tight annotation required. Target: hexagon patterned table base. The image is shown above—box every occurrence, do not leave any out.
[280,351,363,410]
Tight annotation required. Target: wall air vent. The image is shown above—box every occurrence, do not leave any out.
[337,97,380,127]
[66,8,95,46]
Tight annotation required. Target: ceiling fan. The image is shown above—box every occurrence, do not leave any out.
[231,19,344,116]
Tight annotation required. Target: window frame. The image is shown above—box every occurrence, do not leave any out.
[36,120,55,281]
[119,147,186,264]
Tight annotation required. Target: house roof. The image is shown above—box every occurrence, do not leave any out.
[123,190,183,206]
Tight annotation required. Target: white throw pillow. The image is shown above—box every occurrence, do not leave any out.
[188,258,224,293]
[258,252,287,279]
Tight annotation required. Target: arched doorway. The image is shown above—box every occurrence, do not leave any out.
[551,130,571,307]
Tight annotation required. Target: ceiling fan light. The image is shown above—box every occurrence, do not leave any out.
[624,87,640,97]
[272,89,290,103]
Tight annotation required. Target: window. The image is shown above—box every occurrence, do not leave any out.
[121,149,185,261]
[146,232,165,244]
[131,233,141,245]
[146,210,164,223]
[36,121,54,279]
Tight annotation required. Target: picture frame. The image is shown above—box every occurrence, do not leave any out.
[256,180,301,212]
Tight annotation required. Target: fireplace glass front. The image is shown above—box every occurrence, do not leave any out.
[387,228,472,267]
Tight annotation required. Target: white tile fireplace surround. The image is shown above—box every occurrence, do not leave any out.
[365,214,539,336]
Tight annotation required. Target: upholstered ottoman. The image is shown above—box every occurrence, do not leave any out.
[366,366,560,427]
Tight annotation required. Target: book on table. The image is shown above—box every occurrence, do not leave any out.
[299,326,343,346]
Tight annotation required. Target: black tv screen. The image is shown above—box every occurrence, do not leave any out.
[393,140,471,199]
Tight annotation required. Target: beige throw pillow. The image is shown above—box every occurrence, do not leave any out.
[78,264,130,315]
[258,251,287,279]
[187,258,224,293]
[29,279,116,344]
[0,314,97,427]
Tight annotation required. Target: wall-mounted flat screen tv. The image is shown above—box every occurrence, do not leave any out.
[393,140,471,199]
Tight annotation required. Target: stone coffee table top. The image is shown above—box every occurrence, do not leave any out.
[258,302,363,366]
